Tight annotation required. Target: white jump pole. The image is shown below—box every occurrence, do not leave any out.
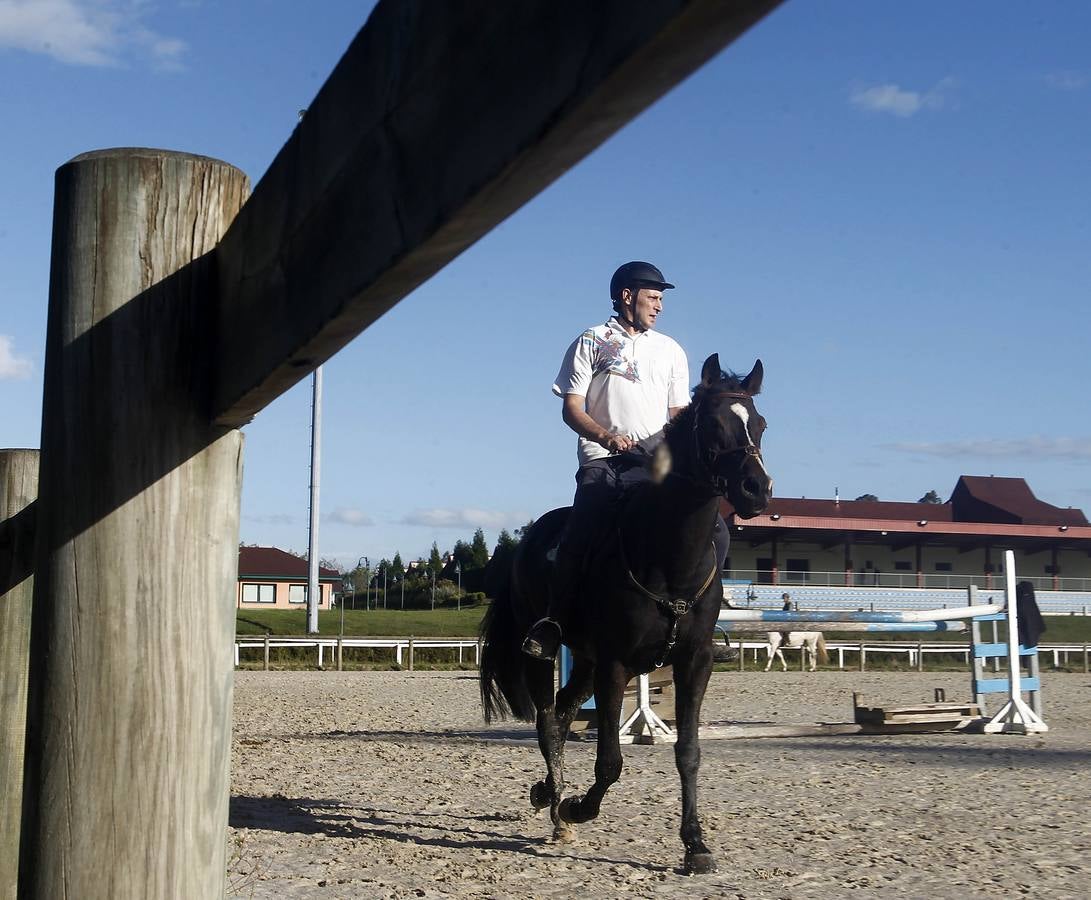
[620,674,673,743]
[983,550,1048,734]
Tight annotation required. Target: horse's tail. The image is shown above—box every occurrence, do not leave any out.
[479,565,536,724]
[815,633,829,666]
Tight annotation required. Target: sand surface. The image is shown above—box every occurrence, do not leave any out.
[227,669,1090,899]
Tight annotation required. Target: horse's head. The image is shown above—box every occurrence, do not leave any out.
[665,354,773,517]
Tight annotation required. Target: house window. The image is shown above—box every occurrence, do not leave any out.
[934,562,953,572]
[893,561,912,572]
[242,583,275,604]
[289,584,308,604]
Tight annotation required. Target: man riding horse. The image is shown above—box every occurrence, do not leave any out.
[522,261,729,661]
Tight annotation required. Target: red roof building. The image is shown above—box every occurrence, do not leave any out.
[721,476,1091,591]
[236,546,342,610]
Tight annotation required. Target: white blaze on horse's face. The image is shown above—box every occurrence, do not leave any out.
[728,402,771,479]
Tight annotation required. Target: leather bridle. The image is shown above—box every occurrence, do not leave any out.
[690,389,765,497]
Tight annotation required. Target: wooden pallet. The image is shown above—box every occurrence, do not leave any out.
[853,690,982,732]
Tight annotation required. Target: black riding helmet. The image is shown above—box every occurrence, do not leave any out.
[609,261,675,301]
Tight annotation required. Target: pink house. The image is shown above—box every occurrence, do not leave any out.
[237,546,342,610]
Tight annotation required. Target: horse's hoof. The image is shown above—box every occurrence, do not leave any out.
[683,852,717,875]
[529,781,551,810]
[551,821,578,844]
[557,795,583,824]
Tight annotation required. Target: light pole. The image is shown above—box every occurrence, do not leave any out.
[382,566,388,609]
[400,575,405,610]
[455,562,462,611]
[430,567,436,610]
[356,556,368,611]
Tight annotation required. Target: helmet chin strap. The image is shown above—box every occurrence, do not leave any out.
[618,290,648,334]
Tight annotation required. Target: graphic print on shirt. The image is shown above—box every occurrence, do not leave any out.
[587,328,640,383]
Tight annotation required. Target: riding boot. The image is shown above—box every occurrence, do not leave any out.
[521,544,579,661]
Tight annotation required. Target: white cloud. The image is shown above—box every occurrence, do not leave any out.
[326,507,374,527]
[244,512,295,526]
[850,78,954,118]
[1044,70,1088,91]
[402,507,528,529]
[0,0,187,69]
[884,437,1091,461]
[0,334,32,379]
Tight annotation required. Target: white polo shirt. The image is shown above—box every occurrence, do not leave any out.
[553,317,690,467]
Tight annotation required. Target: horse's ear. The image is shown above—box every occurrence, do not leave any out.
[700,354,722,386]
[741,359,764,396]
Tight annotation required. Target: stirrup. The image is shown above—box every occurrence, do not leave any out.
[521,618,562,661]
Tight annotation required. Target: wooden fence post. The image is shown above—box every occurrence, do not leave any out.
[20,149,248,900]
[264,634,270,671]
[859,642,866,672]
[408,637,415,672]
[916,640,924,673]
[1,449,39,899]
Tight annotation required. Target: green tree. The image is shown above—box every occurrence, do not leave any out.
[495,529,518,555]
[918,490,943,504]
[452,539,473,571]
[470,528,489,569]
[391,551,405,579]
[429,541,443,574]
[855,493,878,502]
[514,519,535,541]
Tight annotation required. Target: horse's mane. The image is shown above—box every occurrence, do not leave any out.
[664,368,748,441]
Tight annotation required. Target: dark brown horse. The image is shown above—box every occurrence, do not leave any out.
[480,354,772,874]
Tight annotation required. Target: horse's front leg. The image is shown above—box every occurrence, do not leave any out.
[672,641,717,874]
[558,659,627,826]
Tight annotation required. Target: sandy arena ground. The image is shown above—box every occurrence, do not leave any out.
[227,669,1090,899]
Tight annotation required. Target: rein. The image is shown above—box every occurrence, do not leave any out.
[617,532,719,668]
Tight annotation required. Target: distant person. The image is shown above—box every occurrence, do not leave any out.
[778,592,792,646]
[521,261,728,661]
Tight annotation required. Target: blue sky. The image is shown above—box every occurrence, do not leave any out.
[2,1,1089,569]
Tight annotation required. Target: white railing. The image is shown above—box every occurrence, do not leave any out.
[719,639,1090,672]
[234,635,481,670]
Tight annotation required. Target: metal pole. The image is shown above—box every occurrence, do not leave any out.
[383,568,387,609]
[401,578,405,610]
[431,568,436,610]
[457,564,462,611]
[306,365,323,634]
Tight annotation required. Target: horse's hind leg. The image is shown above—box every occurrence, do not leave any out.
[558,659,627,827]
[671,643,717,874]
[527,656,594,843]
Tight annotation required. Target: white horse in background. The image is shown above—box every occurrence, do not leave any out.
[764,631,828,672]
